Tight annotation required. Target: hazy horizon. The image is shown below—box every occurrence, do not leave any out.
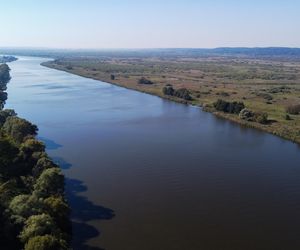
[1,0,300,49]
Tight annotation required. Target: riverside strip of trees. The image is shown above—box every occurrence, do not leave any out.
[0,63,71,250]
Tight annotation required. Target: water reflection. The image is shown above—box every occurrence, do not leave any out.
[42,137,115,249]
[66,178,115,250]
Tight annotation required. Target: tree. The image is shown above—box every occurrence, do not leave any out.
[25,235,68,250]
[34,168,64,198]
[19,214,58,243]
[214,99,245,114]
[0,64,11,86]
[9,195,43,225]
[254,112,268,124]
[0,136,19,179]
[3,116,38,143]
[32,157,58,178]
[173,88,192,101]
[0,109,17,126]
[239,108,254,121]
[162,86,174,96]
[43,196,71,234]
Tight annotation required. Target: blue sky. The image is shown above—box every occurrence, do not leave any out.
[0,0,299,48]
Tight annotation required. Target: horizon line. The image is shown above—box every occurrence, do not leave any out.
[1,46,300,51]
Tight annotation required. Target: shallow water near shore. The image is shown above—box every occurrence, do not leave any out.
[6,57,300,250]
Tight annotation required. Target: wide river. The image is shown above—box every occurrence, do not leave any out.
[6,57,300,250]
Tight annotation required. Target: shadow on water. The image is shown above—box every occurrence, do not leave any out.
[38,136,63,150]
[52,156,73,170]
[44,139,115,249]
[66,178,115,250]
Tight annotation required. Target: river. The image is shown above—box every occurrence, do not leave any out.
[6,57,300,250]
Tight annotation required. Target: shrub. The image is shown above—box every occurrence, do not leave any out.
[138,77,153,85]
[254,112,268,124]
[239,108,254,121]
[173,88,193,101]
[162,86,174,96]
[214,99,245,114]
[162,87,192,101]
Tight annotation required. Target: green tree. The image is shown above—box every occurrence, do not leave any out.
[3,117,38,144]
[25,235,68,250]
[9,195,43,225]
[19,214,58,243]
[34,168,64,198]
[44,196,71,234]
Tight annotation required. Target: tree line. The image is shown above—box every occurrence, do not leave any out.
[0,64,11,109]
[0,63,71,250]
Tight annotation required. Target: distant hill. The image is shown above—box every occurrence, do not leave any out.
[0,47,300,60]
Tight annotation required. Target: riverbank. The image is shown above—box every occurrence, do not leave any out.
[10,56,300,250]
[42,59,300,145]
[0,61,71,250]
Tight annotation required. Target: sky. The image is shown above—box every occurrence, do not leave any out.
[0,0,299,49]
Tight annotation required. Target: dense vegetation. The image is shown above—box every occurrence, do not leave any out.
[0,64,71,250]
[163,86,192,101]
[213,99,245,114]
[0,56,18,63]
[0,64,11,109]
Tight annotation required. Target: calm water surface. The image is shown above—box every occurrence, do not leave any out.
[6,57,300,250]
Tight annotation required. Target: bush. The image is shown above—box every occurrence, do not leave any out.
[239,108,268,124]
[162,87,192,101]
[173,88,193,101]
[162,86,174,96]
[286,104,300,115]
[239,108,254,121]
[138,77,153,85]
[254,112,268,124]
[214,99,245,114]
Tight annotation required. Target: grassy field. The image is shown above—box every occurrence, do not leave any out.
[42,54,300,144]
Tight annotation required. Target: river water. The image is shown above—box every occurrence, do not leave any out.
[6,57,300,250]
